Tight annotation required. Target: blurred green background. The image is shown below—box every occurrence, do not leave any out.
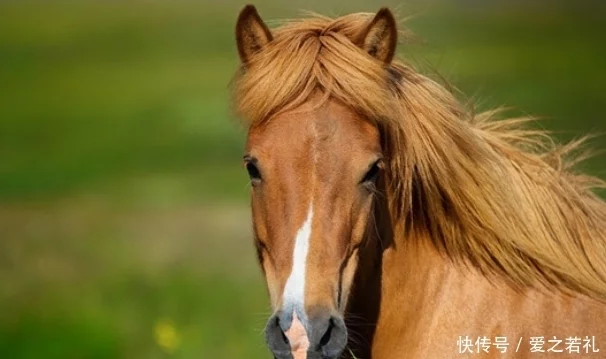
[0,0,604,358]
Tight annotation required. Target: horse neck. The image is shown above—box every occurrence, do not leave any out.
[345,198,606,358]
[344,200,449,357]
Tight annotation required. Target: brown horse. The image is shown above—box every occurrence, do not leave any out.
[231,5,606,359]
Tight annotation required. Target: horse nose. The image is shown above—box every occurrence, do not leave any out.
[265,311,348,359]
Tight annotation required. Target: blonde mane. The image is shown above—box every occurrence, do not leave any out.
[232,12,606,300]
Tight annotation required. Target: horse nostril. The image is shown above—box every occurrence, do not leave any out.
[319,318,334,347]
[312,315,347,359]
[275,316,290,345]
[281,330,289,345]
[264,314,292,359]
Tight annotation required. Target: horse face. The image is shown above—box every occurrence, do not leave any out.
[244,98,382,358]
[235,5,398,358]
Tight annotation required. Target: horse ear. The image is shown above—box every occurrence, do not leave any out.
[235,4,273,66]
[355,8,398,64]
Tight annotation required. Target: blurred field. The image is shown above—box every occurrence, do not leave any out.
[0,1,605,358]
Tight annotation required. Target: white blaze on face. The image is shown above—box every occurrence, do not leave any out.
[282,204,313,357]
[283,204,313,308]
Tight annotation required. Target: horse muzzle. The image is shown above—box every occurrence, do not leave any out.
[265,309,348,359]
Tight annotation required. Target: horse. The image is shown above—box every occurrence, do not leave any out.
[231,5,606,359]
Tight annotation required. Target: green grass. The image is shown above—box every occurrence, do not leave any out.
[1,272,269,359]
[0,2,245,201]
[0,1,605,358]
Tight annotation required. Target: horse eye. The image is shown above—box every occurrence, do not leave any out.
[246,162,262,183]
[361,160,382,185]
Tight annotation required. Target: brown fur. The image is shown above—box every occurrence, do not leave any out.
[232,6,606,359]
